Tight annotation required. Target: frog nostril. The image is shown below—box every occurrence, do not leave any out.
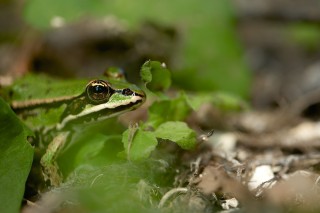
[122,88,134,96]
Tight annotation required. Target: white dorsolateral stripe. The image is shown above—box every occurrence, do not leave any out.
[56,96,143,130]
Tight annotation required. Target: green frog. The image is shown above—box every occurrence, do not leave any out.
[3,70,146,187]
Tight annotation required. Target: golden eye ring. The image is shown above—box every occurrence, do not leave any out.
[86,80,111,103]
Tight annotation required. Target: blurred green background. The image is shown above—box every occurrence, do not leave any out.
[23,0,251,98]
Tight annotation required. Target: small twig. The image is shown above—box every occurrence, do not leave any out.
[254,177,278,197]
[127,123,139,161]
[198,129,214,142]
[312,175,320,191]
[278,155,296,176]
[24,199,40,208]
[158,187,188,208]
[90,174,104,187]
[190,157,202,174]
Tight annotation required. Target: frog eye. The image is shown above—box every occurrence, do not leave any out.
[86,80,111,103]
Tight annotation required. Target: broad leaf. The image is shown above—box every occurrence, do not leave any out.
[147,93,192,128]
[122,126,158,161]
[140,60,171,92]
[154,121,196,150]
[0,98,33,213]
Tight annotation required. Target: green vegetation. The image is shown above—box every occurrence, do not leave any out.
[24,0,251,98]
[2,0,253,211]
[287,23,320,51]
[0,61,246,212]
[0,98,33,213]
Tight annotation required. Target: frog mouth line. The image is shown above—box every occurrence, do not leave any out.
[56,99,144,130]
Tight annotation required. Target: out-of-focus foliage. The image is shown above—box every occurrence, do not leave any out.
[59,162,171,213]
[147,93,192,128]
[0,98,33,213]
[287,23,320,51]
[58,118,126,176]
[23,0,251,98]
[187,92,248,112]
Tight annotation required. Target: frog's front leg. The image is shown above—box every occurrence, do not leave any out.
[40,131,70,187]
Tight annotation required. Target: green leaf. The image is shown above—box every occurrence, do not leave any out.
[187,92,248,111]
[60,162,167,213]
[122,126,158,161]
[287,23,320,51]
[140,61,153,84]
[23,0,107,29]
[74,135,121,165]
[154,121,196,150]
[0,98,34,213]
[147,92,192,128]
[59,134,123,176]
[140,60,171,92]
[58,119,125,176]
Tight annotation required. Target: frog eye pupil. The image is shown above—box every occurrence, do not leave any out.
[86,80,111,103]
[94,85,106,93]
